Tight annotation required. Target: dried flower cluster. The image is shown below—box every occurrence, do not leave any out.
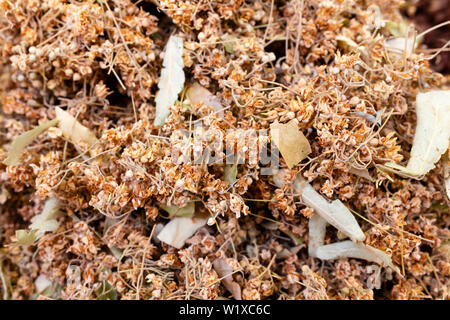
[0,0,448,300]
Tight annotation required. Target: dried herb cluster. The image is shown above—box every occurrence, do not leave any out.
[0,0,449,300]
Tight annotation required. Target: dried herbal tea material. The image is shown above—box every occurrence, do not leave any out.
[159,202,195,218]
[156,215,208,249]
[224,163,238,183]
[385,37,418,56]
[301,183,365,242]
[55,107,98,156]
[315,240,401,276]
[3,119,58,166]
[387,90,450,176]
[308,214,327,257]
[186,82,223,114]
[270,119,311,169]
[443,154,450,199]
[15,198,61,245]
[385,21,410,37]
[34,275,52,294]
[154,35,185,126]
[273,170,365,242]
[213,258,242,300]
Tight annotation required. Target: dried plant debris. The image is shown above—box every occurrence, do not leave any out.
[154,35,185,126]
[387,90,450,176]
[55,107,99,156]
[444,154,450,199]
[213,258,242,300]
[15,198,61,245]
[315,241,401,276]
[3,119,58,166]
[186,82,223,114]
[308,214,327,256]
[159,202,195,218]
[1,0,449,301]
[156,215,208,249]
[270,119,311,169]
[274,170,365,242]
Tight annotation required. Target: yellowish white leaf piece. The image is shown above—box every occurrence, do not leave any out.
[55,107,99,156]
[407,91,450,175]
[308,214,327,257]
[386,91,450,177]
[154,35,185,126]
[213,258,242,300]
[157,215,207,249]
[270,119,311,169]
[16,197,61,245]
[3,119,58,166]
[315,240,401,276]
[301,183,365,242]
[273,169,365,242]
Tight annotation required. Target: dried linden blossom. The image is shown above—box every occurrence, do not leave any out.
[154,35,185,126]
[3,119,58,166]
[270,119,312,169]
[386,91,450,176]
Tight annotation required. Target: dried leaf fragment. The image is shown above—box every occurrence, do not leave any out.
[224,163,238,183]
[385,21,409,37]
[385,37,418,57]
[157,215,207,249]
[154,35,185,126]
[387,91,450,176]
[186,82,223,114]
[3,119,58,166]
[443,154,450,200]
[213,258,242,300]
[308,214,327,257]
[272,170,365,242]
[15,197,61,245]
[55,107,99,156]
[270,119,311,169]
[301,183,365,242]
[315,240,401,275]
[159,202,195,218]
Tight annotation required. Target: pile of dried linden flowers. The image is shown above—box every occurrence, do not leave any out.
[0,0,449,300]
